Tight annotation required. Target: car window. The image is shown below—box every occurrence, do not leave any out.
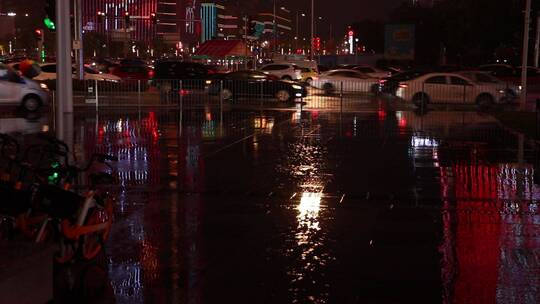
[84,66,99,74]
[261,65,278,71]
[345,71,367,79]
[356,67,374,73]
[119,66,147,73]
[474,73,498,83]
[425,76,447,84]
[263,65,288,71]
[0,65,23,83]
[393,71,424,81]
[0,65,8,80]
[227,71,250,79]
[450,76,469,85]
[41,64,56,73]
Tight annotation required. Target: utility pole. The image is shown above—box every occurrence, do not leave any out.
[521,0,532,110]
[56,0,73,114]
[295,12,299,50]
[244,15,248,69]
[273,0,277,56]
[534,11,540,68]
[74,0,83,80]
[310,0,314,60]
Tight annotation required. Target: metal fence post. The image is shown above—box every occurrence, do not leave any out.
[260,81,264,107]
[51,90,56,132]
[179,80,183,108]
[220,80,224,123]
[462,83,467,104]
[137,80,141,109]
[340,81,344,115]
[95,79,99,110]
[340,81,344,136]
[421,82,425,113]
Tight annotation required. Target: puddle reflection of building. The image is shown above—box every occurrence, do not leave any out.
[74,111,165,303]
[439,162,540,304]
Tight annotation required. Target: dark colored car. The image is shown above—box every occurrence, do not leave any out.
[377,70,429,95]
[208,70,307,103]
[152,61,211,91]
[119,58,148,67]
[111,64,154,81]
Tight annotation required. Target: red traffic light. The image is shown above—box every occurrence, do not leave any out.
[34,29,43,41]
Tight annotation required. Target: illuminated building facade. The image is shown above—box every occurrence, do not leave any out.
[200,2,239,43]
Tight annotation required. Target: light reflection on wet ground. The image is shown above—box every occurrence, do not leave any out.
[3,106,539,303]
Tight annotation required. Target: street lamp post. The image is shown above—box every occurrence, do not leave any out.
[273,0,277,55]
[295,12,299,50]
[521,0,532,110]
[56,0,73,114]
[311,0,314,60]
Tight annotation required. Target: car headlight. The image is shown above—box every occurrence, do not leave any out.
[104,78,119,83]
[40,83,49,90]
[292,84,302,90]
[205,80,212,85]
[498,89,506,94]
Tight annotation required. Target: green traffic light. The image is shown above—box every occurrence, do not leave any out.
[44,17,56,30]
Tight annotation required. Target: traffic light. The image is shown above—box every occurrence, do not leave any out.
[315,37,321,51]
[35,29,44,41]
[150,12,157,25]
[124,11,130,26]
[43,0,56,31]
[97,11,105,23]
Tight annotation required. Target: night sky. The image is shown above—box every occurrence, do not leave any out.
[253,0,406,39]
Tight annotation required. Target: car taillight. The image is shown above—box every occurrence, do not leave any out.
[148,69,155,78]
[399,83,408,88]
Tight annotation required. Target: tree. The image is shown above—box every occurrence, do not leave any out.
[351,20,385,53]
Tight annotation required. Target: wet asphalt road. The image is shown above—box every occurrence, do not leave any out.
[2,103,540,303]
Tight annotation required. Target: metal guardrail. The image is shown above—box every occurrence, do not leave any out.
[43,79,524,113]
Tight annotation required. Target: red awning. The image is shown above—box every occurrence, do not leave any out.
[194,40,249,58]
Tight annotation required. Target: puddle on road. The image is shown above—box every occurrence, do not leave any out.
[2,108,539,303]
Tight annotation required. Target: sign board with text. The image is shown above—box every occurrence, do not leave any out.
[384,24,415,60]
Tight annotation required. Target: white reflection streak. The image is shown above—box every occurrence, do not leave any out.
[297,192,322,245]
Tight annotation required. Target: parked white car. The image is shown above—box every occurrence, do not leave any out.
[351,65,391,79]
[33,63,121,82]
[311,69,379,95]
[0,63,49,111]
[259,63,302,81]
[395,72,519,108]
